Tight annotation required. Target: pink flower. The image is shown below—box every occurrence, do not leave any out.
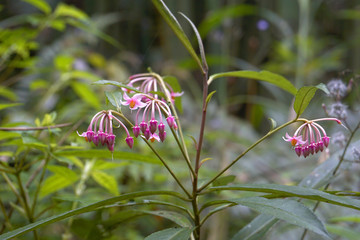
[121,93,147,110]
[283,118,342,158]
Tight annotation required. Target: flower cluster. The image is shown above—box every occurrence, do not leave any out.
[122,74,182,142]
[283,118,342,157]
[78,110,133,152]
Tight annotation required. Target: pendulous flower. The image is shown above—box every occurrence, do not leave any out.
[283,118,342,157]
[77,110,133,152]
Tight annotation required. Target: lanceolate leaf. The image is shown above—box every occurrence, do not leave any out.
[230,197,330,238]
[210,184,360,211]
[140,210,192,227]
[208,70,297,96]
[231,214,277,240]
[144,227,194,240]
[105,91,122,110]
[0,191,186,239]
[293,84,328,117]
[91,170,119,196]
[151,0,202,70]
[23,0,51,15]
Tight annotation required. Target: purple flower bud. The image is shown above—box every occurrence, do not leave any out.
[309,143,316,155]
[86,130,95,142]
[140,121,148,134]
[149,119,158,134]
[159,130,166,142]
[126,136,134,149]
[158,122,165,133]
[318,141,324,152]
[166,116,175,128]
[303,146,310,158]
[144,128,151,140]
[93,134,100,146]
[133,125,141,138]
[107,142,114,152]
[322,136,330,148]
[106,133,115,146]
[295,146,302,157]
[98,131,107,145]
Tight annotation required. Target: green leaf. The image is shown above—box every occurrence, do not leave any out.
[23,0,51,14]
[54,55,74,72]
[208,70,297,96]
[210,184,360,212]
[144,227,194,240]
[231,214,277,240]
[105,91,122,110]
[54,3,88,20]
[54,149,161,164]
[326,224,360,240]
[91,170,119,196]
[0,103,22,111]
[21,134,47,149]
[205,91,216,108]
[0,131,21,141]
[140,210,192,227]
[40,165,79,197]
[163,76,182,93]
[0,87,17,101]
[179,12,208,71]
[93,80,141,93]
[71,81,101,109]
[198,4,257,37]
[230,197,329,238]
[93,159,128,170]
[0,191,186,239]
[330,215,360,223]
[212,175,236,187]
[151,0,202,70]
[66,71,101,82]
[293,84,328,117]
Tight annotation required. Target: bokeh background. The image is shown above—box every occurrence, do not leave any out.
[1,0,360,239]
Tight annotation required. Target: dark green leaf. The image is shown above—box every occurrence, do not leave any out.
[163,76,182,93]
[144,227,194,240]
[0,191,186,239]
[231,214,277,240]
[293,84,328,117]
[54,149,161,164]
[151,0,202,70]
[212,175,236,187]
[179,12,208,71]
[231,197,329,238]
[105,91,122,110]
[210,184,360,212]
[208,70,297,96]
[140,210,192,227]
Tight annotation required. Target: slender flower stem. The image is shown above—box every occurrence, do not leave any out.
[113,111,192,198]
[300,120,360,240]
[198,119,298,193]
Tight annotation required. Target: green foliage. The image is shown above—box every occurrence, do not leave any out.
[293,84,328,117]
[144,227,194,240]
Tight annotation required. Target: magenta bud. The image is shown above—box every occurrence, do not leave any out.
[303,146,310,158]
[309,143,316,155]
[126,136,134,149]
[166,116,175,128]
[295,146,302,157]
[93,134,100,146]
[318,141,324,152]
[107,142,114,152]
[144,128,151,140]
[106,133,116,146]
[86,130,95,142]
[315,143,320,153]
[322,136,330,148]
[158,122,165,133]
[159,130,166,142]
[140,121,148,134]
[149,119,158,134]
[133,125,141,138]
[98,131,107,145]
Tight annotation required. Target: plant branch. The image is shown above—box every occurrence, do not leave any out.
[198,119,298,192]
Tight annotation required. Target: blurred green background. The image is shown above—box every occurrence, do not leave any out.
[1,0,360,239]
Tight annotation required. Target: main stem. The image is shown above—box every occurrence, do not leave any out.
[192,72,209,239]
